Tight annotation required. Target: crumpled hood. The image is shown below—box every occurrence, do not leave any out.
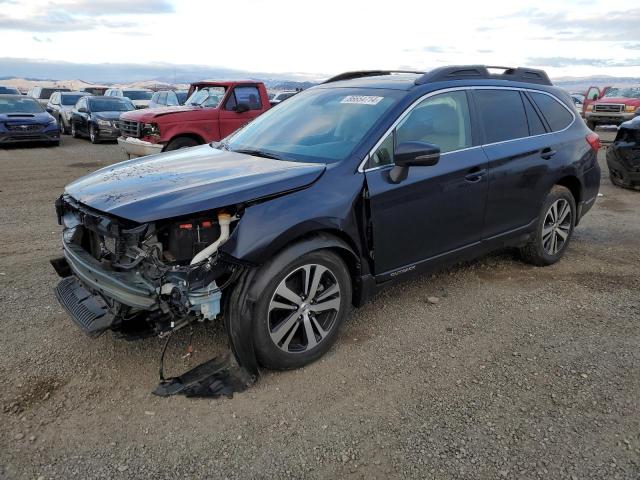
[0,111,53,125]
[120,105,209,122]
[64,145,326,223]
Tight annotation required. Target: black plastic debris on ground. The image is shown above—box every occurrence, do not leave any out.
[153,353,255,398]
[153,270,260,399]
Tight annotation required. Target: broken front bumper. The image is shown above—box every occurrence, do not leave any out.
[117,136,163,158]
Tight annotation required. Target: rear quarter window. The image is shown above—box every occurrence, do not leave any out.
[530,92,574,132]
[474,89,529,144]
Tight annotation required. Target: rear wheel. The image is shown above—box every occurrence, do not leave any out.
[165,136,199,151]
[520,185,576,266]
[251,249,352,370]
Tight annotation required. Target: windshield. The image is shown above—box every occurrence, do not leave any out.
[88,98,135,112]
[603,87,640,99]
[61,94,86,105]
[0,97,43,113]
[186,87,226,107]
[123,90,152,101]
[223,87,402,163]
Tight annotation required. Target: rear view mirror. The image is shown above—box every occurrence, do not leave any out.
[235,103,250,114]
[389,141,440,183]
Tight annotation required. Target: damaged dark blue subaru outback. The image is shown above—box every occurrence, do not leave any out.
[52,66,601,394]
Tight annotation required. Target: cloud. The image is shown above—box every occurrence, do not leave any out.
[0,13,134,32]
[54,0,174,15]
[32,36,52,43]
[527,57,640,68]
[514,7,640,41]
[0,0,171,32]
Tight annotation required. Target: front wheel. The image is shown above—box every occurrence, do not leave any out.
[520,185,576,266]
[71,122,80,138]
[89,125,100,144]
[250,249,352,370]
[165,136,199,151]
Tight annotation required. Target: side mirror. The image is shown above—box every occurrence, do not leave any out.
[590,93,598,100]
[235,103,250,114]
[389,141,440,183]
[78,107,87,113]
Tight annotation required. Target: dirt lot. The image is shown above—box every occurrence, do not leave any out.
[0,133,638,480]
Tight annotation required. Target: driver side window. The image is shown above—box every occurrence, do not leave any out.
[370,90,472,168]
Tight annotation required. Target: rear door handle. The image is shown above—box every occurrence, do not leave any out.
[465,167,487,182]
[541,148,557,160]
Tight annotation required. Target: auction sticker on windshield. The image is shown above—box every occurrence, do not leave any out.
[340,95,384,105]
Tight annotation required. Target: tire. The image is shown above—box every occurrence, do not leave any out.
[71,122,80,138]
[89,125,100,144]
[520,185,576,266]
[59,117,68,135]
[251,249,352,370]
[586,120,597,131]
[165,136,199,151]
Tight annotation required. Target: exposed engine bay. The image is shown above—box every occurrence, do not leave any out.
[52,194,243,340]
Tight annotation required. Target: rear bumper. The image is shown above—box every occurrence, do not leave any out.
[117,136,163,157]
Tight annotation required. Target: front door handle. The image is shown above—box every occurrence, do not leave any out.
[465,167,487,182]
[541,148,557,160]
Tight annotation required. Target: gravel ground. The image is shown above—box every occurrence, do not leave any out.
[0,133,638,480]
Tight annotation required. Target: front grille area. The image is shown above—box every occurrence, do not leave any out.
[6,123,43,132]
[594,104,624,113]
[118,120,141,138]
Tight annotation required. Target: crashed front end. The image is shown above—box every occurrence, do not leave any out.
[607,117,640,188]
[51,194,239,339]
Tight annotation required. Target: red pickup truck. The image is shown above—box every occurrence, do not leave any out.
[584,86,640,130]
[117,80,270,157]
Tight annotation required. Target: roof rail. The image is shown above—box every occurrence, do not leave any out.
[322,70,424,84]
[415,65,552,86]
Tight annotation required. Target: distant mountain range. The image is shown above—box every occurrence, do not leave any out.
[553,75,640,92]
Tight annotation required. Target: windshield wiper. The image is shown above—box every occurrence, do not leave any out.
[232,148,282,160]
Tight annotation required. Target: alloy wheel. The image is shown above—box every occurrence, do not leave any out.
[542,199,572,255]
[268,264,341,353]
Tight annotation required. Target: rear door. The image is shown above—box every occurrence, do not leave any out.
[474,88,552,238]
[364,89,489,277]
[218,85,264,138]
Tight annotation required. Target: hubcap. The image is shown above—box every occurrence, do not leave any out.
[268,264,341,353]
[542,199,572,255]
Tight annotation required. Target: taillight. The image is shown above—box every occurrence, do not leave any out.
[586,132,600,152]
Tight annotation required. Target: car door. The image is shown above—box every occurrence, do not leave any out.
[364,89,489,277]
[474,88,552,238]
[218,85,264,138]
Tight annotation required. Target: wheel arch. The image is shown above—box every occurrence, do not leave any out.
[163,132,205,151]
[240,229,364,307]
[554,175,583,224]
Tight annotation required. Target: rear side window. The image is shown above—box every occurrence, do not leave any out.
[530,92,574,132]
[522,94,546,135]
[474,90,528,144]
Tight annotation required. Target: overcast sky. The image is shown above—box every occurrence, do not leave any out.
[1,0,639,81]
